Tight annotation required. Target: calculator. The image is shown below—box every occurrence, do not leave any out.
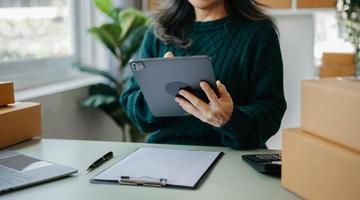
[242,153,281,176]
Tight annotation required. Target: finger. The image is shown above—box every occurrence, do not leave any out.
[175,97,207,121]
[216,80,231,99]
[176,97,221,127]
[179,89,209,112]
[163,51,174,58]
[200,82,219,105]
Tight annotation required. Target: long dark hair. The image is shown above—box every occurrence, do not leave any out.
[154,0,270,49]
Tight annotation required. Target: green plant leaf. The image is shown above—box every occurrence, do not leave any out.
[118,8,150,40]
[120,25,149,66]
[83,6,151,141]
[102,23,122,42]
[88,24,120,57]
[81,83,119,108]
[94,0,114,17]
[88,83,119,97]
[74,64,120,87]
[82,94,116,108]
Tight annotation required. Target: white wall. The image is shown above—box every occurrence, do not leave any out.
[26,86,124,142]
[266,14,315,149]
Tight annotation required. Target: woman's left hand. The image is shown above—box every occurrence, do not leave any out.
[175,80,234,127]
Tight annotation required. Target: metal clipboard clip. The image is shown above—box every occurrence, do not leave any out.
[119,176,167,187]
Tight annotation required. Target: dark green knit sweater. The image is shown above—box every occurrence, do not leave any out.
[120,16,286,149]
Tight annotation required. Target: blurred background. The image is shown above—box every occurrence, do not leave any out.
[0,0,358,149]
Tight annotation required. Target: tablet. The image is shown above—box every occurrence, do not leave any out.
[129,55,216,117]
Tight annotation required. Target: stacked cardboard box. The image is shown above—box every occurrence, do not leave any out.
[297,0,336,8]
[319,53,356,78]
[282,78,360,200]
[0,81,15,106]
[257,0,292,8]
[0,82,42,149]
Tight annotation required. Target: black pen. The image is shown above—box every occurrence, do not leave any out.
[86,151,113,172]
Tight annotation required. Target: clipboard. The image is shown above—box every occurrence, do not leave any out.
[90,147,223,189]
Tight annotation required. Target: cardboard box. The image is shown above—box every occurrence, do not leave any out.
[0,81,15,107]
[297,0,336,8]
[301,78,360,152]
[320,53,356,77]
[146,0,160,11]
[319,65,355,77]
[257,0,291,8]
[322,53,355,66]
[0,102,42,149]
[282,128,360,200]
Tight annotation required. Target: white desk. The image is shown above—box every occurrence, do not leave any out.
[2,139,300,200]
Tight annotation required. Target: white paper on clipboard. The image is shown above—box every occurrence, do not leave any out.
[91,147,222,188]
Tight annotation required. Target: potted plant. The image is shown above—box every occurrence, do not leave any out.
[337,0,360,77]
[76,0,152,142]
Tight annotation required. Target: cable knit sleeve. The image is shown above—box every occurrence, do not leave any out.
[120,29,164,133]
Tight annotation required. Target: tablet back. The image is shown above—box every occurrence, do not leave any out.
[130,56,216,117]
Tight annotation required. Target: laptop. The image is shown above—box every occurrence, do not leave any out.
[0,150,77,194]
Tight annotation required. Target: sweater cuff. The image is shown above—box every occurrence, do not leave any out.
[219,106,254,138]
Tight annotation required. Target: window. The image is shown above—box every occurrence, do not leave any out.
[314,11,354,66]
[0,0,72,62]
[0,0,99,91]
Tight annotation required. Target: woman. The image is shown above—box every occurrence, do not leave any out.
[120,0,287,149]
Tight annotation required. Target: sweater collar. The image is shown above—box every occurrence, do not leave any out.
[192,16,231,32]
